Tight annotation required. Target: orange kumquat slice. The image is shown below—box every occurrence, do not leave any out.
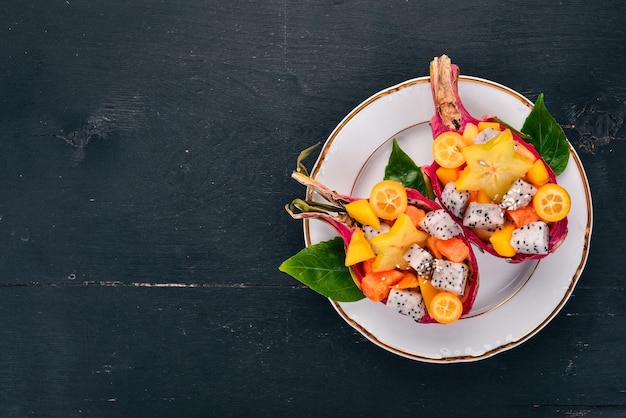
[432,131,466,169]
[532,183,571,223]
[369,180,408,221]
[429,291,463,324]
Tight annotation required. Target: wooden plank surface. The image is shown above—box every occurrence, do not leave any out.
[0,0,624,416]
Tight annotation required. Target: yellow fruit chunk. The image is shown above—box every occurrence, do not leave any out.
[478,121,501,131]
[369,180,408,221]
[435,166,462,185]
[526,159,550,187]
[489,223,517,257]
[429,291,463,324]
[462,123,479,145]
[455,130,534,202]
[345,199,380,229]
[370,213,428,272]
[432,131,466,169]
[533,183,571,222]
[418,274,440,310]
[344,228,376,266]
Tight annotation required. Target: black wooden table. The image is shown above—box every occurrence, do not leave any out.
[1,1,624,416]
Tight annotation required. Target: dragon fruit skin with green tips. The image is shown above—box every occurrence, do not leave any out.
[285,162,480,324]
[285,171,448,284]
[386,289,427,322]
[423,54,569,262]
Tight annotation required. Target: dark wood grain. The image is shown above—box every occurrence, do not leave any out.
[0,0,624,416]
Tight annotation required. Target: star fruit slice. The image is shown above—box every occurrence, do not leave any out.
[455,129,533,202]
[369,213,428,272]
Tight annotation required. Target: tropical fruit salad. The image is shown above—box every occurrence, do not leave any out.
[425,125,570,260]
[279,145,479,324]
[280,55,572,325]
[424,54,570,262]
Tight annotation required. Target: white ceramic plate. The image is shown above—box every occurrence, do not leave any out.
[304,76,593,363]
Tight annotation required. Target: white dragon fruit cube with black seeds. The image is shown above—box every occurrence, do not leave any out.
[362,223,391,241]
[386,289,426,322]
[473,127,500,144]
[430,259,468,296]
[500,178,537,210]
[441,182,470,218]
[419,209,463,240]
[403,244,434,278]
[510,221,550,255]
[462,202,504,230]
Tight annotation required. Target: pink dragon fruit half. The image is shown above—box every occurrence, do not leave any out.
[286,168,480,323]
[424,55,568,262]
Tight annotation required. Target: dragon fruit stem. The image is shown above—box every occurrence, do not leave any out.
[429,54,479,136]
[430,55,462,130]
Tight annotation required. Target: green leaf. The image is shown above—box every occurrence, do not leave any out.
[520,93,570,175]
[384,139,434,199]
[278,237,365,302]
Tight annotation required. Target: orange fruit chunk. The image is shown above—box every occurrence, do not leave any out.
[532,183,571,222]
[369,180,408,221]
[435,166,462,185]
[432,131,466,169]
[429,291,463,324]
[403,205,426,228]
[393,271,421,290]
[360,269,404,302]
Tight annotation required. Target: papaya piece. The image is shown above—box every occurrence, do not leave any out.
[360,269,404,302]
[506,205,540,228]
[431,236,470,263]
[426,236,443,259]
[403,205,426,228]
[393,271,421,290]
